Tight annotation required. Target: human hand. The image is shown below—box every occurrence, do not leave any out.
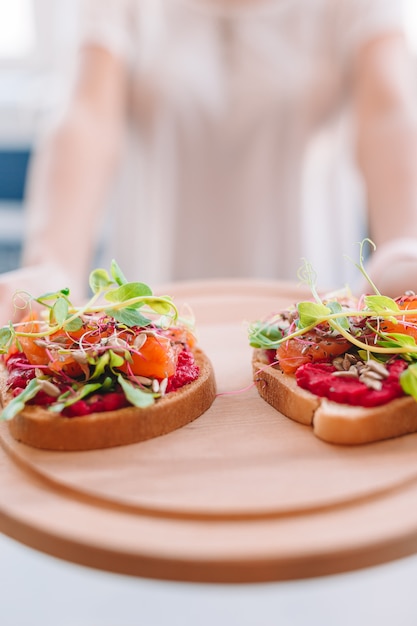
[0,264,81,327]
[360,238,417,298]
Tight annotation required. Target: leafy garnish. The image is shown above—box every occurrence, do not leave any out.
[377,333,417,360]
[248,321,283,349]
[364,295,400,317]
[110,259,128,286]
[249,240,417,360]
[297,259,321,304]
[400,363,417,400]
[117,375,155,408]
[1,379,41,421]
[351,238,380,295]
[0,259,187,420]
[105,282,152,306]
[63,317,84,332]
[0,326,12,351]
[105,307,152,328]
[51,297,69,326]
[55,382,103,410]
[297,302,331,329]
[89,268,114,295]
[326,301,350,331]
[36,288,71,304]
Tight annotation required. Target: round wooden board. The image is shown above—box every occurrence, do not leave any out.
[3,279,417,582]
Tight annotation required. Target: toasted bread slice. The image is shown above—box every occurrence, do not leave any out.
[1,349,216,451]
[252,350,417,445]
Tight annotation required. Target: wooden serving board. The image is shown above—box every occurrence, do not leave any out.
[3,279,417,582]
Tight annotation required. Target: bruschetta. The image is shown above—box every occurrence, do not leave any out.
[0,261,216,450]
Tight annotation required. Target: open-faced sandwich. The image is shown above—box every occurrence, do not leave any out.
[249,242,417,445]
[0,261,216,450]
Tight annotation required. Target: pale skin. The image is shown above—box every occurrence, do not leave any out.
[355,32,417,294]
[1,31,417,322]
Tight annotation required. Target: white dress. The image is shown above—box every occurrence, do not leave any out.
[80,0,404,289]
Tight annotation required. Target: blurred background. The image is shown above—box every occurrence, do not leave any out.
[1,0,417,280]
[0,0,80,273]
[2,1,417,625]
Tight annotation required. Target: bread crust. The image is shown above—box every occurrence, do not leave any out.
[252,350,319,427]
[1,349,216,451]
[252,350,417,445]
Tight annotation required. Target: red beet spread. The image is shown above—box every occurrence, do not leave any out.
[166,349,200,392]
[295,359,408,408]
[5,349,200,418]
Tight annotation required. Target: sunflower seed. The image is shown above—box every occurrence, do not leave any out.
[344,353,358,366]
[366,360,389,378]
[159,378,168,396]
[71,350,88,364]
[38,380,61,397]
[112,337,130,351]
[332,356,345,371]
[360,376,383,391]
[332,370,359,378]
[360,370,384,382]
[133,333,147,350]
[137,376,152,386]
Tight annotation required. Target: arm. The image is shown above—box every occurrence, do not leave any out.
[0,44,128,322]
[354,32,417,295]
[24,44,129,294]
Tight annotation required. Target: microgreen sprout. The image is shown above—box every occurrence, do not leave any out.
[248,240,417,360]
[0,260,178,354]
[346,238,380,296]
[0,260,187,420]
[297,259,321,304]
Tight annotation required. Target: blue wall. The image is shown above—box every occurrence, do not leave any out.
[0,148,30,201]
[0,148,30,272]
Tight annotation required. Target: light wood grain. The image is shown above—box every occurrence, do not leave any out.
[2,279,417,582]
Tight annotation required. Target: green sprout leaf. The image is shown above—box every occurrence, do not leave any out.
[36,288,70,303]
[110,259,128,286]
[379,333,417,348]
[400,364,417,400]
[297,259,321,304]
[353,238,380,295]
[297,301,331,329]
[89,268,114,294]
[1,378,41,421]
[364,295,400,317]
[108,349,125,369]
[63,317,84,332]
[326,300,350,330]
[101,376,114,392]
[358,349,390,363]
[117,375,155,408]
[104,282,152,306]
[51,382,103,412]
[0,326,12,352]
[89,352,110,379]
[51,296,69,326]
[377,333,417,360]
[146,297,175,316]
[248,321,282,349]
[105,307,152,328]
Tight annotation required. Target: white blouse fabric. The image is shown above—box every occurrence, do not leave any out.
[80,0,404,289]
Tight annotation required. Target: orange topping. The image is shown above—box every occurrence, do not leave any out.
[276,331,351,374]
[48,354,84,378]
[380,295,417,342]
[163,326,197,349]
[119,334,177,379]
[11,313,49,366]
